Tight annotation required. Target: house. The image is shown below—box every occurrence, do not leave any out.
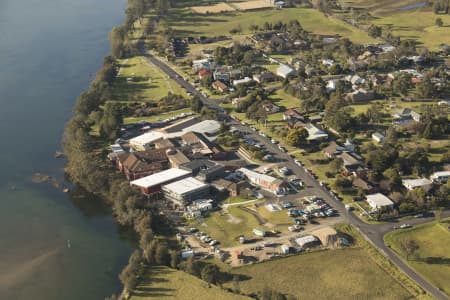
[129,131,165,150]
[198,69,211,79]
[326,79,337,92]
[130,168,191,195]
[253,72,275,83]
[262,102,280,113]
[402,178,433,192]
[232,97,245,105]
[352,177,375,193]
[430,171,450,183]
[366,193,394,211]
[339,152,366,174]
[232,77,252,86]
[345,74,365,86]
[372,132,385,143]
[213,70,230,82]
[283,109,304,122]
[212,80,228,93]
[304,124,328,142]
[179,159,225,182]
[192,58,212,71]
[162,177,210,206]
[116,149,169,180]
[237,168,289,195]
[346,89,375,102]
[392,108,421,125]
[321,59,334,67]
[323,141,345,158]
[277,64,295,79]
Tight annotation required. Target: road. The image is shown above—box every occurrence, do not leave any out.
[142,51,449,300]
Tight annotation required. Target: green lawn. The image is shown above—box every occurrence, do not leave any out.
[168,7,377,45]
[385,218,450,296]
[131,266,249,300]
[224,248,413,299]
[112,56,187,102]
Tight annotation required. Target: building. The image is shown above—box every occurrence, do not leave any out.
[430,171,450,183]
[262,102,280,113]
[304,124,328,141]
[213,70,230,82]
[402,178,433,192]
[211,178,243,197]
[346,89,375,102]
[372,132,385,143]
[312,227,338,247]
[352,176,375,193]
[338,152,366,174]
[198,69,211,79]
[130,168,191,195]
[366,193,394,211]
[233,77,253,86]
[237,168,289,195]
[277,64,295,79]
[283,108,304,122]
[116,149,169,180]
[253,72,275,83]
[166,148,191,168]
[392,108,421,125]
[323,141,345,158]
[295,235,320,249]
[192,58,212,71]
[186,199,214,218]
[129,131,164,150]
[179,159,225,182]
[162,177,210,206]
[212,80,228,93]
[180,131,223,158]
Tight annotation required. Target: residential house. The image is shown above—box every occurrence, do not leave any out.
[402,178,433,192]
[321,59,334,68]
[372,132,385,143]
[339,152,366,174]
[212,80,228,93]
[304,124,328,142]
[346,88,375,102]
[277,64,295,79]
[283,109,304,122]
[116,149,169,180]
[213,70,230,82]
[192,58,212,71]
[366,193,394,211]
[262,101,280,113]
[392,108,421,125]
[232,97,245,105]
[253,72,275,83]
[198,69,211,79]
[233,77,253,86]
[430,171,450,183]
[323,141,345,158]
[345,74,365,86]
[352,177,375,193]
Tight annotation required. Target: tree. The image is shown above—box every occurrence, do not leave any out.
[185,256,198,275]
[368,25,382,38]
[286,128,309,147]
[261,286,287,300]
[191,96,204,113]
[170,250,179,269]
[99,102,123,140]
[201,264,220,284]
[329,157,343,174]
[155,243,169,265]
[383,168,401,191]
[422,121,432,139]
[385,126,398,145]
[400,239,419,260]
[109,25,128,59]
[436,17,444,27]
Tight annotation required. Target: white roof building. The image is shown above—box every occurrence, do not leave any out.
[402,178,433,192]
[372,132,385,143]
[295,235,319,248]
[430,171,450,183]
[304,124,328,141]
[130,168,191,189]
[366,193,394,210]
[181,120,221,137]
[277,64,295,79]
[232,77,253,86]
[129,131,164,150]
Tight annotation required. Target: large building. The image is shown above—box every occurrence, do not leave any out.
[129,131,164,150]
[402,178,433,192]
[116,149,169,180]
[162,177,210,206]
[179,159,225,182]
[130,168,191,195]
[366,193,394,211]
[237,168,289,195]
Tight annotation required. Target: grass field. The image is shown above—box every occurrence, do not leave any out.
[168,7,377,45]
[385,218,450,296]
[225,248,413,299]
[131,266,249,299]
[112,56,187,102]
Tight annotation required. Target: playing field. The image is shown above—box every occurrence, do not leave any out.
[168,7,377,45]
[385,218,450,296]
[191,2,236,14]
[225,248,413,299]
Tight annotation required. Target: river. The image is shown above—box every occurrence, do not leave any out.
[0,0,133,299]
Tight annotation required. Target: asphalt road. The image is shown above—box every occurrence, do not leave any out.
[142,52,449,300]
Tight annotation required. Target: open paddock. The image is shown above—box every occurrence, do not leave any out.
[191,3,236,14]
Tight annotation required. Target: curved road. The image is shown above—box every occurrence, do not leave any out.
[142,51,449,300]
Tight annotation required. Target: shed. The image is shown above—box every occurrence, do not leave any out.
[312,227,338,247]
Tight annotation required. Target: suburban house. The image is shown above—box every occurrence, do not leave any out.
[366,193,394,211]
[393,108,421,126]
[338,152,366,174]
[346,88,375,102]
[212,80,228,93]
[345,74,365,86]
[192,58,212,71]
[304,124,328,142]
[262,102,280,113]
[430,171,450,183]
[237,168,289,195]
[179,159,225,182]
[321,58,334,67]
[323,141,355,158]
[162,177,210,207]
[130,168,191,195]
[277,64,295,79]
[116,149,169,180]
[402,178,433,192]
[213,70,230,82]
[283,109,304,122]
[231,97,244,105]
[372,132,385,143]
[253,72,275,83]
[352,177,375,193]
[198,69,211,79]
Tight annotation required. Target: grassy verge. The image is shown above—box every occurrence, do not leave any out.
[131,265,249,299]
[384,218,450,296]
